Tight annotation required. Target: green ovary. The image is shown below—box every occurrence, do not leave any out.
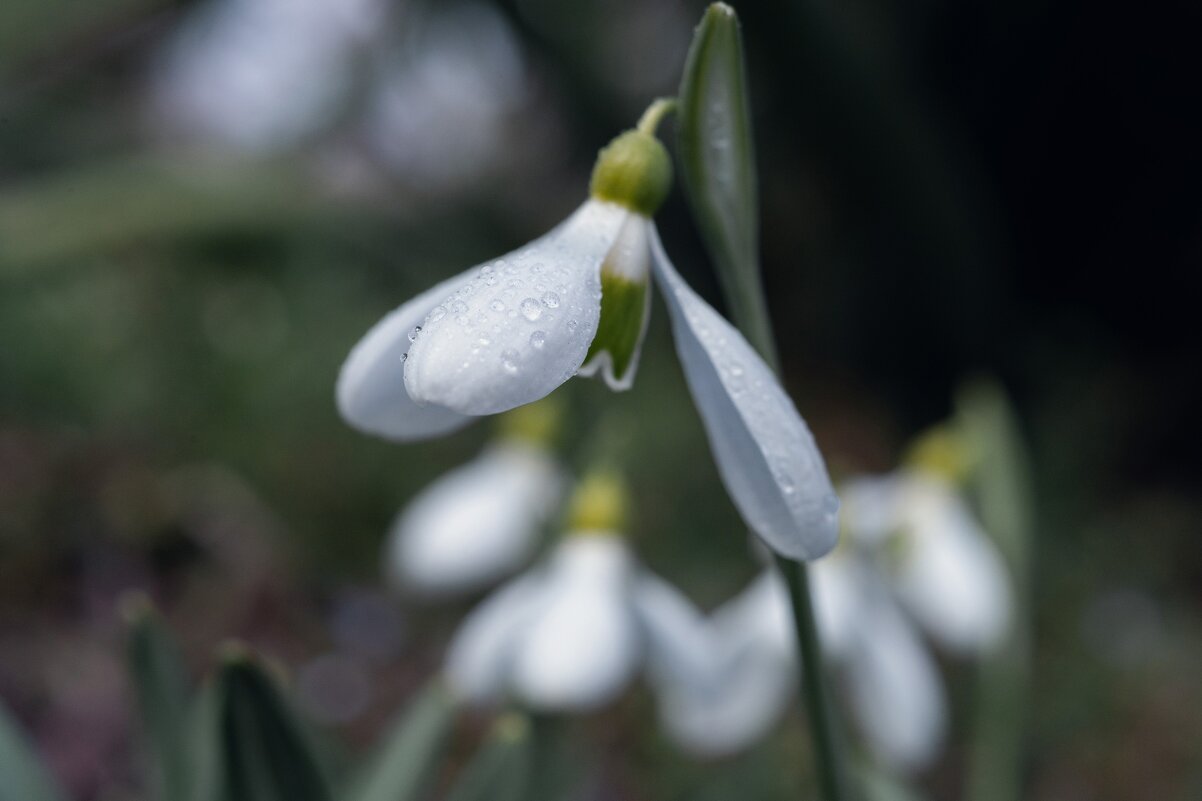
[586,273,648,382]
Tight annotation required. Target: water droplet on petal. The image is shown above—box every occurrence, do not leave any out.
[501,349,520,373]
[542,291,560,308]
[407,325,422,343]
[567,319,578,331]
[530,331,546,348]
[520,298,542,321]
[427,306,446,323]
[490,300,506,312]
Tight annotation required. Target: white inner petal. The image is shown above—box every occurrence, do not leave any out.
[895,476,1012,653]
[404,200,628,415]
[844,593,947,770]
[387,443,562,596]
[510,537,639,710]
[650,227,839,560]
[336,268,477,441]
[443,571,546,704]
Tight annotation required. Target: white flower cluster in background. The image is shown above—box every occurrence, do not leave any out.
[382,421,1012,771]
[146,0,546,196]
[661,465,1013,770]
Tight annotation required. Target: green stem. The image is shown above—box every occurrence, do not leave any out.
[637,97,678,136]
[776,556,848,801]
[727,231,847,801]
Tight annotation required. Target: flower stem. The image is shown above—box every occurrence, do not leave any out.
[776,555,848,801]
[717,227,848,801]
[637,97,678,136]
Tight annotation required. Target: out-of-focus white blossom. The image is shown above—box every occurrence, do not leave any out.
[841,470,1012,654]
[385,440,563,597]
[656,558,947,770]
[658,451,1014,768]
[148,0,385,152]
[444,532,712,712]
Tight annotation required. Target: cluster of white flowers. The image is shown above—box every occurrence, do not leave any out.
[146,0,540,196]
[380,419,1011,771]
[332,83,1012,774]
[660,465,1012,769]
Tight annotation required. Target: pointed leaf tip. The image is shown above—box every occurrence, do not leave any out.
[678,0,776,362]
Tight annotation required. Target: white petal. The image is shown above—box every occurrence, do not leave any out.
[811,556,866,659]
[895,477,1012,653]
[510,537,639,710]
[577,215,654,391]
[385,443,563,596]
[443,571,546,704]
[657,640,795,758]
[404,200,629,415]
[838,475,906,548]
[336,269,476,441]
[844,594,946,771]
[713,572,794,658]
[650,229,839,560]
[631,573,715,691]
[657,574,797,757]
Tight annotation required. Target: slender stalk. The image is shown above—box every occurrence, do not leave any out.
[637,97,678,136]
[776,556,848,801]
[730,282,848,801]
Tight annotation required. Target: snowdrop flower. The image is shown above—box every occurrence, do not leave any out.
[840,458,1012,654]
[657,558,947,770]
[338,101,838,560]
[443,473,713,711]
[385,401,566,597]
[148,0,384,152]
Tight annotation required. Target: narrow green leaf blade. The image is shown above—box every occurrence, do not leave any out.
[955,377,1034,801]
[123,594,192,801]
[677,2,775,363]
[347,681,458,801]
[0,702,68,801]
[192,648,334,801]
[444,714,532,801]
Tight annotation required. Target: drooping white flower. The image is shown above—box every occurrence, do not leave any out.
[444,533,713,712]
[338,106,839,560]
[384,440,563,597]
[148,0,384,152]
[656,558,947,770]
[841,470,1012,654]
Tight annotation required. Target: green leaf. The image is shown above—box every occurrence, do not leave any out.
[191,647,334,801]
[345,680,458,801]
[124,594,193,801]
[677,2,775,366]
[444,714,532,801]
[0,701,68,801]
[955,377,1034,801]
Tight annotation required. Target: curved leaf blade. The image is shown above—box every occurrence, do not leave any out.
[346,680,458,801]
[0,702,68,801]
[124,594,193,801]
[677,2,774,362]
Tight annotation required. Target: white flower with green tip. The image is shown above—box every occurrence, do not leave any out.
[841,468,1012,654]
[338,102,838,560]
[442,475,714,711]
